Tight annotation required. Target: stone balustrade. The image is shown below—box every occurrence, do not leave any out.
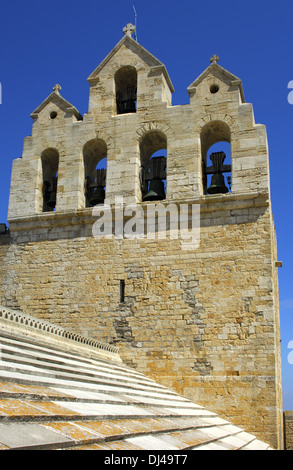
[0,305,120,361]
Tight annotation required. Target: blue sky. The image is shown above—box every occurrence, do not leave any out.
[0,0,292,409]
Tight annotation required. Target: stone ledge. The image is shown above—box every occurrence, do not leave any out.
[7,190,270,233]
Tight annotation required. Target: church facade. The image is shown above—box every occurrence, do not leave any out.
[0,27,283,448]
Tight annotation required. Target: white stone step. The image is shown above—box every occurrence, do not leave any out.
[0,349,162,392]
[0,336,196,406]
[0,334,153,383]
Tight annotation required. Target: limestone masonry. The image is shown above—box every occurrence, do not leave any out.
[0,31,283,448]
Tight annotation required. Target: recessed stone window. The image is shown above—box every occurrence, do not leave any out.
[120,280,125,303]
[115,66,137,114]
[140,130,167,202]
[200,120,232,195]
[50,111,58,119]
[41,148,59,212]
[83,138,107,207]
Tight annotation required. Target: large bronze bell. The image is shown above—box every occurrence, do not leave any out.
[143,179,165,201]
[206,151,229,194]
[88,187,105,206]
[207,173,228,194]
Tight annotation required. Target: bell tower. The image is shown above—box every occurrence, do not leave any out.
[2,29,283,449]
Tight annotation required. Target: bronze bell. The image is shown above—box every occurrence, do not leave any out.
[207,173,228,194]
[88,187,105,206]
[143,179,165,201]
[207,152,229,194]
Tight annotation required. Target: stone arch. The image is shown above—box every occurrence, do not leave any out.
[115,65,137,114]
[136,121,175,143]
[77,130,113,154]
[200,120,231,159]
[35,141,66,160]
[33,141,66,212]
[75,131,113,206]
[39,146,61,212]
[137,124,171,201]
[196,113,239,148]
[199,119,235,195]
[83,137,108,207]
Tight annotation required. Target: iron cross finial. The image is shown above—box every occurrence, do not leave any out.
[210,54,220,64]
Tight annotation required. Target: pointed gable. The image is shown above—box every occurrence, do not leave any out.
[87,35,174,93]
[187,59,245,103]
[30,84,82,120]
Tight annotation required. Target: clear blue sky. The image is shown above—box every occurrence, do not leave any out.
[0,0,292,409]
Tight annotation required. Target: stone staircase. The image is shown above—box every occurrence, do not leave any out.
[0,306,272,450]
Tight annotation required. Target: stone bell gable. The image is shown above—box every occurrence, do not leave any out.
[7,32,270,220]
[1,28,283,449]
[87,34,174,115]
[187,56,270,196]
[30,84,83,122]
[187,55,245,102]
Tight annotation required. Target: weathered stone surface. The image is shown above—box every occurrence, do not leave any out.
[0,33,283,448]
[0,310,273,450]
[284,412,293,450]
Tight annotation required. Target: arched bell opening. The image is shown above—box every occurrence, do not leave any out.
[140,131,167,202]
[200,121,232,195]
[41,148,59,212]
[115,66,137,115]
[83,139,107,207]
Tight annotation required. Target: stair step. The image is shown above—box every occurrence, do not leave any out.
[0,334,150,382]
[0,350,160,391]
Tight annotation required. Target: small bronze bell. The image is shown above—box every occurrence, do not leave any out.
[142,156,166,201]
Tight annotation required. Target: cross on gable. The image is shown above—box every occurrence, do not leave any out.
[210,54,220,64]
[123,23,136,38]
[53,84,62,93]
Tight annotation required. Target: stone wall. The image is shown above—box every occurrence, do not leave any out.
[284,412,293,450]
[1,34,283,449]
[0,192,283,449]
